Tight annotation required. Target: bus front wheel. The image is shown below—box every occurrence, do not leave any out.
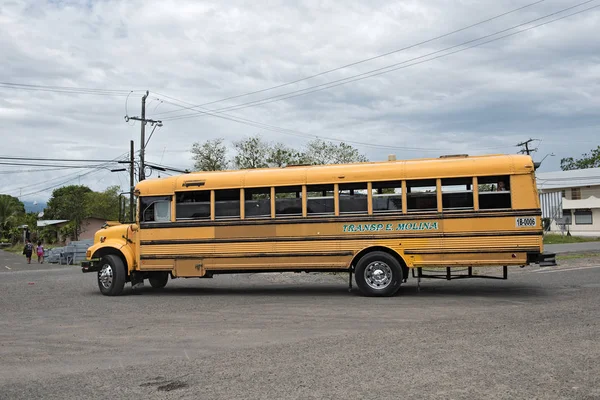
[148,272,169,289]
[355,251,402,297]
[97,254,126,296]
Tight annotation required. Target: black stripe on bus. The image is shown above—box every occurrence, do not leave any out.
[140,251,354,260]
[139,209,542,229]
[404,247,540,254]
[140,229,543,246]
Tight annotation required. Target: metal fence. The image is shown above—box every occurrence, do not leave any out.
[46,240,93,265]
[539,191,563,231]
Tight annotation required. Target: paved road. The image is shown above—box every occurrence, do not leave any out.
[546,241,600,254]
[0,250,599,399]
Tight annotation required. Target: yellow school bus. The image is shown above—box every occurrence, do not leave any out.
[82,153,554,296]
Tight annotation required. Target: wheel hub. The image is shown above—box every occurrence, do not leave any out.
[364,261,392,290]
[99,264,113,289]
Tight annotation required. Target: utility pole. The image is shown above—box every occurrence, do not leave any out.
[117,140,136,222]
[517,139,537,155]
[129,140,135,221]
[124,90,162,182]
[139,91,148,181]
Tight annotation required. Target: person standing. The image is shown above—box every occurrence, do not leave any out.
[36,241,44,264]
[22,239,33,264]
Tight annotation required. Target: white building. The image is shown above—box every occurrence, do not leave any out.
[536,167,600,237]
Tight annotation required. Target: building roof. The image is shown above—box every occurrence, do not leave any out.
[536,167,600,190]
[37,220,69,227]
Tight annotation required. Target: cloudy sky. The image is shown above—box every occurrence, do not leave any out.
[1,0,599,203]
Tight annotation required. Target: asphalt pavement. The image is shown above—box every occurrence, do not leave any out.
[0,249,599,399]
[545,241,600,254]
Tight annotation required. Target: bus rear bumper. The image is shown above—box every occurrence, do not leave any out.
[528,252,557,267]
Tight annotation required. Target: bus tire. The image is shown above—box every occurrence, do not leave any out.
[148,272,169,289]
[97,254,126,296]
[355,251,402,297]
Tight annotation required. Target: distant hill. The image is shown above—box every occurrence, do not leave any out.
[23,201,47,214]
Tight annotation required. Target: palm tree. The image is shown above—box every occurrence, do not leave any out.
[0,196,20,240]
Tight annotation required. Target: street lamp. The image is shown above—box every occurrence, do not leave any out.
[534,153,555,170]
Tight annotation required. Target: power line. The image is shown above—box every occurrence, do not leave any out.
[2,153,129,197]
[0,156,123,163]
[0,82,143,97]
[18,169,106,198]
[154,94,515,152]
[152,0,548,117]
[162,2,599,121]
[0,162,122,168]
[0,167,75,175]
[12,156,129,194]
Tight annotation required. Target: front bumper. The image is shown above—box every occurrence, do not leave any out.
[81,259,101,273]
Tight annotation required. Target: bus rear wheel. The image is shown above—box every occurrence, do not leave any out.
[148,272,169,289]
[97,254,126,296]
[355,251,402,297]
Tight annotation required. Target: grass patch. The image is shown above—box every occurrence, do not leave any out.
[543,234,600,244]
[1,243,26,254]
[556,252,600,261]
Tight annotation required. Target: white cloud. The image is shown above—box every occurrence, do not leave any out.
[0,0,599,201]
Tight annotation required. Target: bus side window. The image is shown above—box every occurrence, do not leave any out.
[306,184,335,216]
[140,196,172,223]
[371,181,402,213]
[441,178,474,210]
[214,189,241,219]
[406,179,437,212]
[339,183,368,214]
[176,191,210,220]
[275,186,302,217]
[245,188,271,218]
[478,176,511,209]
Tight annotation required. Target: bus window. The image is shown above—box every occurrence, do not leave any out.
[339,183,368,214]
[407,179,437,212]
[215,189,241,219]
[275,186,302,217]
[372,181,402,213]
[176,191,210,220]
[306,184,334,216]
[140,196,172,223]
[442,178,474,210]
[245,188,271,218]
[478,176,511,209]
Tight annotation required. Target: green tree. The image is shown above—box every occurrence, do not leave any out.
[85,186,121,221]
[0,195,25,241]
[304,139,368,165]
[267,143,308,167]
[45,185,93,241]
[191,138,229,171]
[560,146,600,170]
[233,135,270,169]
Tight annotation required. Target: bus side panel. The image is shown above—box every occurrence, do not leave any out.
[511,173,540,210]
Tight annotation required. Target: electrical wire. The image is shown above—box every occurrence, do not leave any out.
[162,2,599,121]
[0,82,144,97]
[0,167,75,175]
[154,95,516,152]
[0,162,121,168]
[3,153,129,197]
[152,0,548,116]
[18,169,107,198]
[0,156,124,163]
